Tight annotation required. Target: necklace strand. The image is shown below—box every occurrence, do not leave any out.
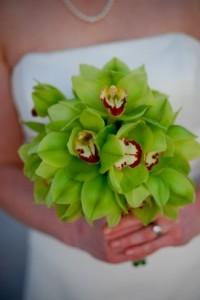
[62,0,116,23]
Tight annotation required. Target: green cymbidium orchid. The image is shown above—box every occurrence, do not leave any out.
[18,57,200,230]
[72,58,155,122]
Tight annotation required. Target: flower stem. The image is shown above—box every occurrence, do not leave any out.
[132,258,147,267]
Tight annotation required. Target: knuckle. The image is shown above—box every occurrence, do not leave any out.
[173,229,183,244]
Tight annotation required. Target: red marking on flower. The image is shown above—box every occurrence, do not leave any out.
[115,138,142,170]
[145,152,160,170]
[75,131,100,164]
[100,85,128,116]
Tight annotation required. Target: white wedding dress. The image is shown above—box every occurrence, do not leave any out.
[12,33,200,300]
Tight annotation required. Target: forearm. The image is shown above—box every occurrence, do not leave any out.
[194,184,200,234]
[0,165,76,246]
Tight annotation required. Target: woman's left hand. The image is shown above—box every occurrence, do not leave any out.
[102,188,200,263]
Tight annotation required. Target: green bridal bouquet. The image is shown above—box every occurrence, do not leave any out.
[19,58,200,232]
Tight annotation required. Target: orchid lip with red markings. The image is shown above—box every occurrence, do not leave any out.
[145,151,160,170]
[75,130,100,163]
[100,85,128,116]
[114,138,142,170]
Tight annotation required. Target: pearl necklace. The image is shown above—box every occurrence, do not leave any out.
[62,0,116,23]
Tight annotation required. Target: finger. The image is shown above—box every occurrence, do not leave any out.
[109,219,175,253]
[108,225,157,252]
[125,234,174,259]
[102,214,143,239]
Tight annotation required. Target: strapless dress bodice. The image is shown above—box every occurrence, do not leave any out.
[12,33,200,136]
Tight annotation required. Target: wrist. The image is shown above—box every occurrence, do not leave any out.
[195,186,200,234]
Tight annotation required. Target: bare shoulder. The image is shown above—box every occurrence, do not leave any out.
[0,0,48,66]
[0,2,24,165]
[186,1,200,40]
[0,50,23,165]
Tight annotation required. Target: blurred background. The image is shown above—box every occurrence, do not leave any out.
[0,209,28,300]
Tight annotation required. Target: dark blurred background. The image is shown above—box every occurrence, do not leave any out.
[0,210,28,300]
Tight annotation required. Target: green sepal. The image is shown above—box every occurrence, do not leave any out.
[50,168,82,205]
[99,134,124,173]
[108,166,123,194]
[167,192,193,207]
[97,70,126,86]
[132,199,161,225]
[54,203,83,222]
[167,125,200,159]
[95,124,117,148]
[120,105,150,122]
[79,62,126,86]
[114,193,128,213]
[18,143,31,162]
[118,66,153,112]
[54,204,69,220]
[120,164,149,193]
[148,126,167,152]
[62,156,99,181]
[79,64,101,78]
[163,135,174,157]
[72,76,105,113]
[81,175,116,222]
[167,125,197,140]
[79,108,105,131]
[60,118,80,133]
[23,154,41,180]
[145,91,176,128]
[21,121,45,133]
[106,195,122,228]
[35,161,58,179]
[19,131,46,158]
[110,163,149,193]
[145,174,170,207]
[160,168,195,203]
[102,57,130,74]
[34,178,50,204]
[125,185,150,208]
[163,204,179,221]
[165,152,190,175]
[38,132,70,167]
[45,120,72,132]
[48,100,83,122]
[174,139,200,160]
[19,143,41,180]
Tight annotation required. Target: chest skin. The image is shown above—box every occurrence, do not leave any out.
[0,0,200,69]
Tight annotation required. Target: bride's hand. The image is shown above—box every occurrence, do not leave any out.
[102,189,200,262]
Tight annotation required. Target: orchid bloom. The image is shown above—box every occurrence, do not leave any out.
[74,130,100,163]
[145,151,160,170]
[100,85,128,116]
[114,138,142,170]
